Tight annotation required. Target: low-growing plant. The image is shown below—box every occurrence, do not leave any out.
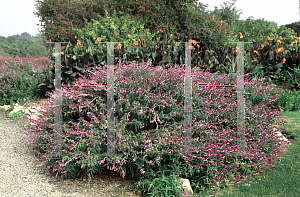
[23,59,294,196]
[7,111,23,120]
[271,88,300,111]
[0,56,53,106]
[134,171,186,196]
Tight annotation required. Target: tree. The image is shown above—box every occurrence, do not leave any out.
[207,0,243,28]
[35,0,121,47]
[0,32,50,58]
[95,0,230,51]
[34,0,230,58]
[7,36,17,44]
[0,47,10,57]
[35,0,203,47]
[26,44,48,58]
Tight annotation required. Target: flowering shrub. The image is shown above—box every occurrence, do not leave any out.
[23,59,293,196]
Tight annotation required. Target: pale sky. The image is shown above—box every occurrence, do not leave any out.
[0,0,299,38]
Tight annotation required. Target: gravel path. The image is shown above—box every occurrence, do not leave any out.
[0,112,71,196]
[0,111,142,197]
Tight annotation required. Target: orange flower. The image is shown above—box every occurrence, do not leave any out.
[294,36,299,40]
[157,29,163,34]
[253,50,257,54]
[138,39,141,42]
[170,34,173,37]
[276,47,284,53]
[261,44,264,48]
[239,32,243,39]
[189,45,193,50]
[282,58,286,63]
[77,40,81,45]
[291,41,296,46]
[278,36,283,40]
[133,42,138,47]
[188,39,197,45]
[96,37,102,42]
[117,43,122,50]
[267,36,274,41]
[206,50,210,53]
[235,47,239,53]
[277,40,281,45]
[157,37,160,40]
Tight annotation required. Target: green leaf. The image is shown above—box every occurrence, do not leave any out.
[152,52,156,59]
[64,71,73,74]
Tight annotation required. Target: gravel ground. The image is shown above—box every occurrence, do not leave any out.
[0,113,67,196]
[0,110,143,197]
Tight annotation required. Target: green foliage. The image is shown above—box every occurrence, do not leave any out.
[227,17,297,49]
[277,25,300,51]
[35,0,111,46]
[0,32,49,58]
[219,17,300,93]
[123,0,201,40]
[72,9,157,51]
[284,21,300,37]
[134,171,185,197]
[0,47,11,57]
[35,0,230,55]
[40,1,231,95]
[207,0,243,29]
[271,88,300,111]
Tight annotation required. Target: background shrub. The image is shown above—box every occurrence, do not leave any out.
[72,9,157,50]
[227,18,297,50]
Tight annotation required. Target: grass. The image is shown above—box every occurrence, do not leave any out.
[0,55,299,196]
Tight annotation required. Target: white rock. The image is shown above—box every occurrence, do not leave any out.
[175,177,194,196]
[0,97,54,127]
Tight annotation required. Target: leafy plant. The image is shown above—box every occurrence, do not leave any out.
[7,111,23,120]
[134,171,186,197]
[227,17,297,50]
[72,9,157,51]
